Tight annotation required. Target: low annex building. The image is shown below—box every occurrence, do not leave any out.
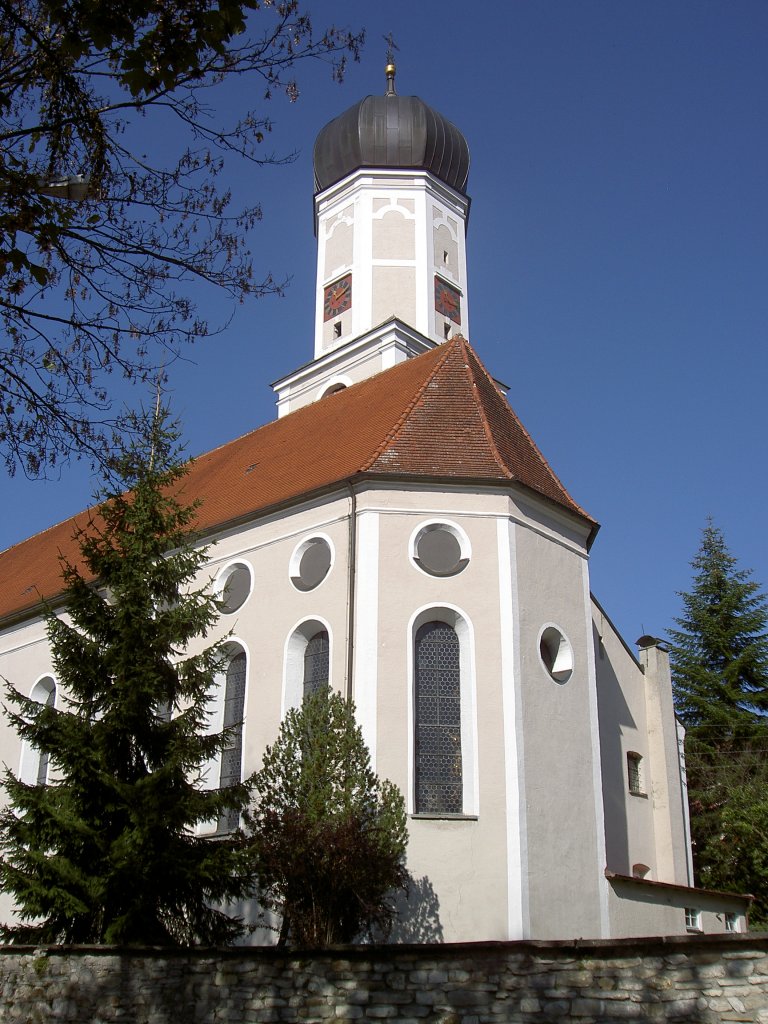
[0,64,750,942]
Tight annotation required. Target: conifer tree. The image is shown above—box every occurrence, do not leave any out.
[0,409,254,945]
[248,686,408,947]
[670,519,768,738]
[669,519,768,925]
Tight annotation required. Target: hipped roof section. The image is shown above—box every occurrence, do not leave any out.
[0,337,596,623]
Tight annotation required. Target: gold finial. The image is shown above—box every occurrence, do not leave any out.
[383,33,398,95]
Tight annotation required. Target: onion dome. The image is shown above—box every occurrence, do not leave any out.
[313,63,470,196]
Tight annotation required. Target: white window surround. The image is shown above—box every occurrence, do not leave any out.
[282,616,333,715]
[197,639,249,835]
[537,622,574,684]
[406,603,479,817]
[288,533,335,593]
[685,907,702,932]
[408,519,471,578]
[316,375,353,401]
[19,674,57,785]
[626,751,645,796]
[214,560,254,615]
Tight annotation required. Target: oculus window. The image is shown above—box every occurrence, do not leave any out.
[412,522,469,578]
[539,625,574,684]
[290,536,332,592]
[216,562,252,614]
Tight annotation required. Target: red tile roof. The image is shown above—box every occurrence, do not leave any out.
[0,337,596,624]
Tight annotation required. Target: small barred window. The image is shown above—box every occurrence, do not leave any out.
[627,751,643,795]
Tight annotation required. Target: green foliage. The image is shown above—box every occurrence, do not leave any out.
[0,408,254,944]
[669,519,768,927]
[247,686,408,947]
[0,0,362,477]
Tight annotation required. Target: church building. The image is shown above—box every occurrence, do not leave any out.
[0,65,750,942]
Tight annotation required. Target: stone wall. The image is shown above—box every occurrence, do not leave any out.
[1,934,768,1024]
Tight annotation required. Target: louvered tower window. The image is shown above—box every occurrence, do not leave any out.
[415,621,462,814]
[303,630,329,699]
[218,651,247,832]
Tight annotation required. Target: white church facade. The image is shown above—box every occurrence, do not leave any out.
[0,66,750,942]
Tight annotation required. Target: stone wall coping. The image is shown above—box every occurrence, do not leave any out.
[2,931,767,960]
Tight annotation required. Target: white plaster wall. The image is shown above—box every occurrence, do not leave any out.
[359,484,511,943]
[607,878,748,937]
[592,605,659,880]
[314,170,469,357]
[511,517,606,939]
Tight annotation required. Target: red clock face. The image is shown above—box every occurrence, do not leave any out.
[435,276,461,325]
[323,274,352,321]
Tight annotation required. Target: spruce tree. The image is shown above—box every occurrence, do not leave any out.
[0,409,254,945]
[669,519,768,925]
[248,686,408,947]
[670,519,768,738]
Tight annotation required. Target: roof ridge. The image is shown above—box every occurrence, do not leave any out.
[359,340,457,472]
[455,336,514,482]
[461,339,593,522]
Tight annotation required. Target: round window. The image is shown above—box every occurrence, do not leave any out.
[291,537,332,592]
[413,523,468,577]
[217,563,252,614]
[539,626,574,684]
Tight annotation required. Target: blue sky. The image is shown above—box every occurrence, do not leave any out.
[3,0,767,647]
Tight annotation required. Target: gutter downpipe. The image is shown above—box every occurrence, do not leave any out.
[345,481,357,703]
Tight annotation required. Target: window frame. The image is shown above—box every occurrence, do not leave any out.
[409,519,471,579]
[283,617,333,714]
[685,907,702,932]
[19,675,57,786]
[626,751,646,797]
[407,604,478,819]
[214,560,254,615]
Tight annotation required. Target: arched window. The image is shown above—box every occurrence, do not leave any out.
[218,651,247,832]
[414,621,462,814]
[283,618,332,713]
[20,677,56,785]
[303,630,329,699]
[35,677,56,785]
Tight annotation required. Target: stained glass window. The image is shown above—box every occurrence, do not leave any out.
[218,651,246,831]
[303,630,329,699]
[415,621,462,814]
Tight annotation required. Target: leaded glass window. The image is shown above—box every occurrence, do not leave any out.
[303,630,329,699]
[415,621,462,814]
[218,651,246,832]
[36,680,56,786]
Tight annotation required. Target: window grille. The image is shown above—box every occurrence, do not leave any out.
[415,621,462,814]
[303,630,329,699]
[725,912,737,933]
[218,652,246,832]
[626,752,643,795]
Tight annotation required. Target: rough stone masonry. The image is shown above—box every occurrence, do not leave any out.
[1,934,767,1024]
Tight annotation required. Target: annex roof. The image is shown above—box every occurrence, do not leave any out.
[0,337,596,623]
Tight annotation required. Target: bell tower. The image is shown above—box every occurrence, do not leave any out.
[273,64,471,417]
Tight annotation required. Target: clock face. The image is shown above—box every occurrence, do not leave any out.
[323,274,352,321]
[434,276,461,325]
